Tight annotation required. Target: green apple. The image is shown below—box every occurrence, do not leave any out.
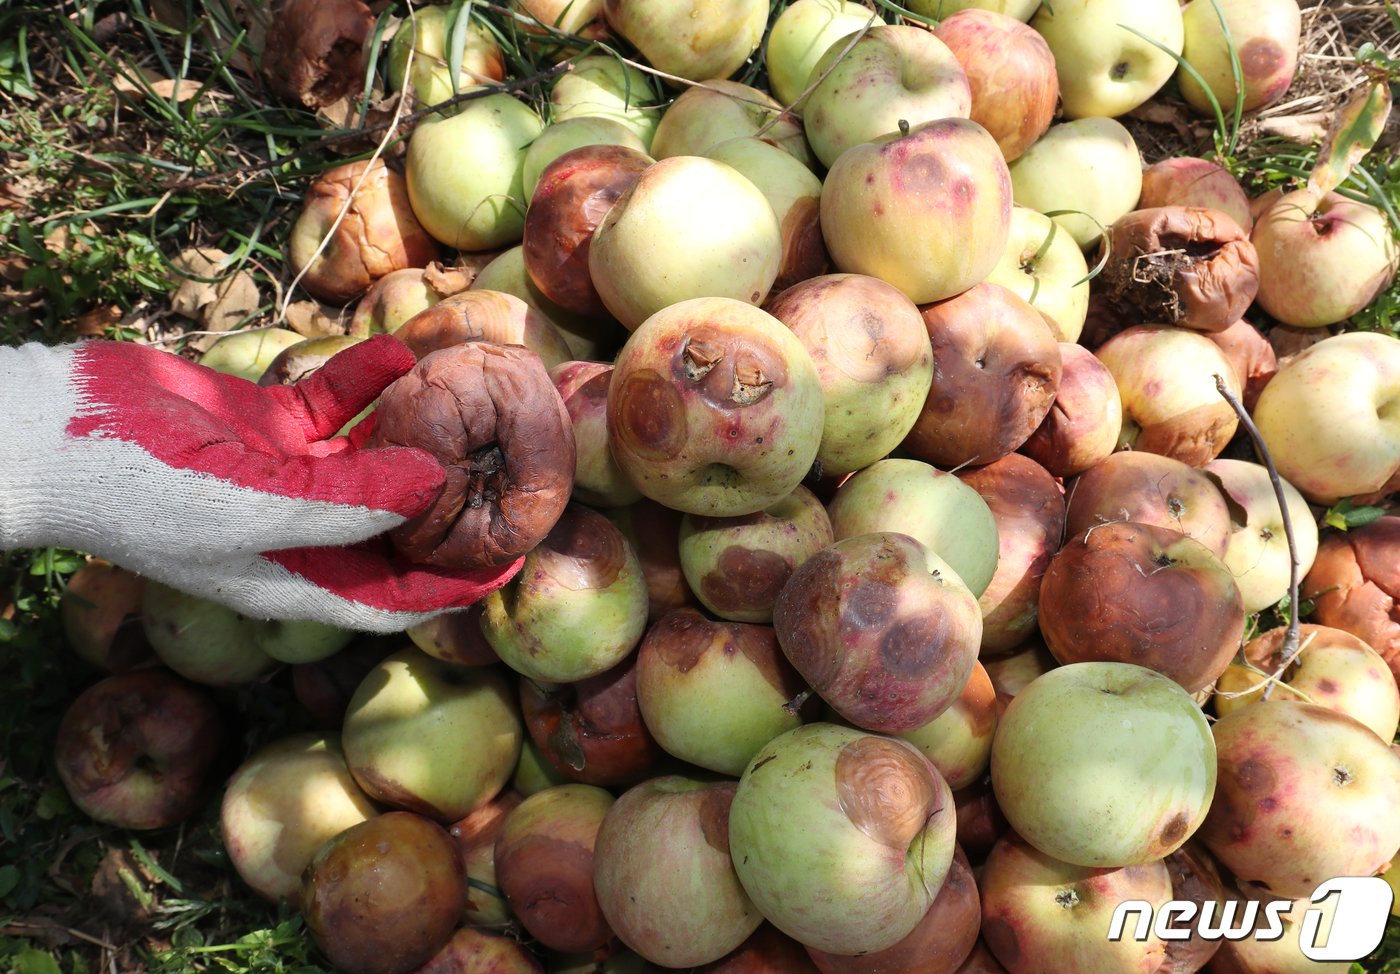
[1031,0,1184,119]
[1178,0,1301,114]
[764,0,877,108]
[521,116,650,201]
[550,55,663,151]
[198,327,303,382]
[1008,116,1143,249]
[386,4,503,109]
[142,582,277,686]
[984,206,1089,343]
[247,617,353,665]
[651,80,812,170]
[601,0,768,84]
[471,245,624,361]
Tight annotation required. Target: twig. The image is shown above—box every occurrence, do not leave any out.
[754,8,880,137]
[1213,373,1302,693]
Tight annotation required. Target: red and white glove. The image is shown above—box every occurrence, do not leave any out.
[0,334,522,632]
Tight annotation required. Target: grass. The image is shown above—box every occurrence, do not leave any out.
[2,1,1400,972]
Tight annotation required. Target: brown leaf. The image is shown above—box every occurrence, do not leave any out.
[168,248,260,332]
[112,66,209,104]
[74,306,122,337]
[284,300,348,338]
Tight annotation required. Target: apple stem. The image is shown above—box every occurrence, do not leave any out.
[783,690,813,716]
[1213,374,1301,692]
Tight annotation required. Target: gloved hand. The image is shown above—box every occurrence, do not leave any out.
[0,334,523,632]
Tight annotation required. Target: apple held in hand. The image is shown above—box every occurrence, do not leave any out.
[820,117,1012,306]
[991,662,1217,867]
[728,723,957,956]
[606,297,825,517]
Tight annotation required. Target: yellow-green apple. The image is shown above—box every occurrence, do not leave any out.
[990,661,1217,867]
[764,273,933,476]
[773,532,982,733]
[588,157,782,329]
[803,25,971,169]
[898,662,998,790]
[1202,457,1318,613]
[728,723,957,955]
[678,485,833,624]
[341,648,522,822]
[198,326,303,381]
[481,505,649,683]
[393,289,574,369]
[1065,451,1233,558]
[594,777,762,967]
[821,117,1012,304]
[601,0,768,83]
[1304,517,1400,681]
[508,0,603,35]
[984,207,1090,343]
[1018,342,1123,477]
[1040,522,1244,694]
[1199,700,1400,897]
[1214,624,1400,743]
[301,811,465,974]
[449,788,521,929]
[522,117,650,202]
[405,93,543,252]
[141,582,277,685]
[933,9,1058,162]
[470,245,624,361]
[805,845,980,974]
[1008,116,1143,249]
[494,783,615,953]
[550,55,664,151]
[220,732,379,906]
[704,136,828,293]
[605,297,824,516]
[906,0,1041,20]
[1140,156,1254,232]
[60,560,150,672]
[386,4,504,109]
[827,458,1001,598]
[1030,0,1184,119]
[1252,190,1400,328]
[957,454,1066,655]
[1178,0,1302,114]
[53,668,225,830]
[349,263,470,336]
[513,737,571,797]
[519,655,662,787]
[979,832,1174,974]
[635,609,809,776]
[417,928,544,974]
[651,80,812,169]
[1094,324,1241,466]
[1252,332,1400,504]
[764,0,877,108]
[523,143,652,318]
[551,362,641,508]
[902,282,1062,470]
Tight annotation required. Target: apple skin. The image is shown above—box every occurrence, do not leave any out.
[1252,332,1400,505]
[606,297,825,518]
[589,157,783,331]
[1140,156,1254,232]
[651,81,811,169]
[1178,0,1301,114]
[727,723,957,956]
[341,648,522,822]
[635,609,809,776]
[978,832,1174,974]
[386,5,504,109]
[906,0,1041,20]
[765,0,877,109]
[1039,521,1244,694]
[551,361,642,509]
[1094,324,1242,467]
[764,273,933,477]
[60,560,152,672]
[404,93,544,252]
[219,732,379,907]
[933,10,1058,163]
[1207,317,1278,411]
[1157,843,1227,974]
[773,532,982,734]
[447,789,521,929]
[898,661,998,790]
[602,0,768,84]
[1199,700,1400,898]
[54,668,226,831]
[1008,116,1143,249]
[827,458,1001,599]
[1018,343,1123,479]
[394,288,574,370]
[820,117,1012,306]
[300,811,465,974]
[550,55,663,152]
[593,777,762,967]
[605,499,699,622]
[954,774,1010,859]
[199,327,303,382]
[141,582,277,686]
[984,639,1057,707]
[1214,624,1400,743]
[957,454,1066,655]
[991,661,1218,867]
[522,117,650,202]
[802,25,972,170]
[984,206,1090,344]
[1305,516,1400,682]
[1030,0,1184,119]
[416,928,544,974]
[1252,190,1400,328]
[639,923,822,973]
[1202,457,1319,614]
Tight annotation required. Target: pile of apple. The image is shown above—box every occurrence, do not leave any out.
[45,0,1400,972]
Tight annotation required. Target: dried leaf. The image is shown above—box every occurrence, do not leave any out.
[203,273,261,332]
[1257,112,1329,144]
[168,248,259,333]
[284,300,348,338]
[74,306,122,337]
[112,66,208,104]
[1308,80,1393,198]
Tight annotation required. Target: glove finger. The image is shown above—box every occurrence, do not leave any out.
[272,334,419,441]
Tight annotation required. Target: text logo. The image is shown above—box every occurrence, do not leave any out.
[1106,876,1393,961]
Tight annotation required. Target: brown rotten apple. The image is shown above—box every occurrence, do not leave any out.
[261,0,373,110]
[1018,342,1122,479]
[606,297,824,518]
[1039,522,1244,694]
[773,532,982,733]
[393,288,574,370]
[1304,516,1400,681]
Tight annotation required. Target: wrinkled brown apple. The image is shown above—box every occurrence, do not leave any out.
[1304,516,1400,683]
[1018,342,1123,479]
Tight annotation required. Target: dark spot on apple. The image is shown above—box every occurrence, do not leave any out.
[879,615,948,678]
[701,546,791,616]
[1316,677,1338,695]
[539,507,628,591]
[644,608,714,673]
[1111,61,1130,80]
[613,368,686,461]
[1240,37,1284,79]
[1158,812,1189,849]
[895,153,945,195]
[750,753,776,774]
[1259,796,1277,812]
[1235,757,1275,793]
[844,579,899,630]
[836,737,939,848]
[981,916,1021,968]
[698,783,736,855]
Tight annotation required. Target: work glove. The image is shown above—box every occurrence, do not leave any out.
[0,334,522,632]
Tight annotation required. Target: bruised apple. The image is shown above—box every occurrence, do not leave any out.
[898,662,999,790]
[1018,342,1122,478]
